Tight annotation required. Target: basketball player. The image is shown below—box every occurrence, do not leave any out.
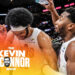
[5,7,58,72]
[44,0,75,75]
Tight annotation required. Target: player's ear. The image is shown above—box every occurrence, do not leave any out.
[67,23,75,31]
[28,24,30,27]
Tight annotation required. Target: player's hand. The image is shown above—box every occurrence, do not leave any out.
[43,0,55,12]
[0,24,7,44]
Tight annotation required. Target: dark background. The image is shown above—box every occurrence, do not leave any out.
[0,0,75,38]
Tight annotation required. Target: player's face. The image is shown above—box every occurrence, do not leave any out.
[55,12,71,37]
[13,29,26,40]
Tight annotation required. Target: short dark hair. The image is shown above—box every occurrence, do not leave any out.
[64,7,75,23]
[5,7,33,27]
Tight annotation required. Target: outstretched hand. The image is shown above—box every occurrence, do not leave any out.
[42,0,55,12]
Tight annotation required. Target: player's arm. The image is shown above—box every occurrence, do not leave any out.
[0,24,7,47]
[44,0,59,25]
[38,31,58,71]
[66,41,75,75]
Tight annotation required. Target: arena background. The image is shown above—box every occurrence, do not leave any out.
[0,0,75,55]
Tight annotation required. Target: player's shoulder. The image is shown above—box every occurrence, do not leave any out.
[66,41,75,61]
[68,41,75,48]
[38,31,51,40]
[66,41,75,53]
[38,30,50,38]
[37,30,52,45]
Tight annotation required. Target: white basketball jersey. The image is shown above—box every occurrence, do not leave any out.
[58,37,75,75]
[11,28,47,75]
[12,28,41,48]
[19,28,41,49]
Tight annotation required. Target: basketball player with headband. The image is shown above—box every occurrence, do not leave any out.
[4,7,59,75]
